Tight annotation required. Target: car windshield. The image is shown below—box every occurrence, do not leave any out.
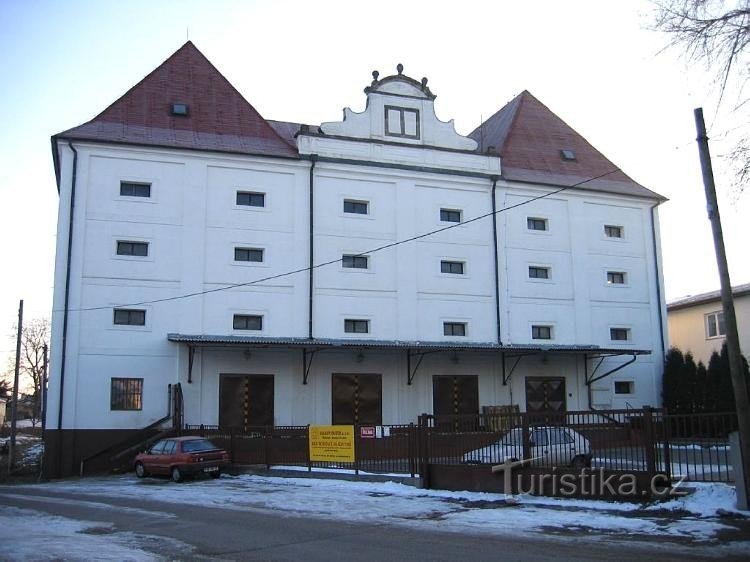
[182,439,219,453]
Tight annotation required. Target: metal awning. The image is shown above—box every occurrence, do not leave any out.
[167,333,651,386]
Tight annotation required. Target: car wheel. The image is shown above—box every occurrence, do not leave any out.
[171,467,183,483]
[571,455,589,470]
[135,462,147,478]
[210,469,221,479]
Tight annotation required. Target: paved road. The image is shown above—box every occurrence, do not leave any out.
[0,483,746,561]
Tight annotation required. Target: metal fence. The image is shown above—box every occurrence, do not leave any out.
[184,408,738,483]
[184,423,419,477]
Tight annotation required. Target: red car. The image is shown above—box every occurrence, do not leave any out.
[134,436,230,482]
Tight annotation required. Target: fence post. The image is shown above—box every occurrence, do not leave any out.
[199,424,205,438]
[662,408,671,482]
[354,425,360,476]
[521,413,530,462]
[306,425,312,473]
[230,428,236,464]
[418,414,431,489]
[408,422,416,478]
[643,406,657,480]
[265,426,271,470]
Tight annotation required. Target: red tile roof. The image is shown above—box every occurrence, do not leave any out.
[470,91,665,200]
[55,42,297,159]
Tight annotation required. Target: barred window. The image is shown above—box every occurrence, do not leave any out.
[441,260,465,274]
[236,191,265,207]
[110,378,143,411]
[528,266,550,279]
[342,254,369,269]
[119,181,151,198]
[440,208,461,223]
[607,271,626,285]
[532,325,552,340]
[113,308,146,326]
[527,217,548,231]
[233,314,263,331]
[343,199,369,215]
[116,241,148,257]
[234,248,264,262]
[443,322,467,336]
[604,225,623,238]
[345,319,370,334]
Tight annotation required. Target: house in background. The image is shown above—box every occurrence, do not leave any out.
[45,42,667,476]
[667,283,750,364]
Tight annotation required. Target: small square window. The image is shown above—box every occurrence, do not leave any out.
[342,254,369,269]
[116,241,149,257]
[384,105,420,139]
[171,103,189,116]
[110,378,143,411]
[528,266,550,279]
[113,308,146,326]
[234,248,264,262]
[604,225,623,238]
[345,319,369,334]
[443,322,467,336]
[614,381,634,395]
[607,271,626,285]
[532,325,552,340]
[440,208,462,223]
[527,217,548,231]
[440,260,465,274]
[236,191,265,207]
[705,311,725,339]
[233,314,263,331]
[119,181,151,198]
[610,327,630,341]
[343,199,369,215]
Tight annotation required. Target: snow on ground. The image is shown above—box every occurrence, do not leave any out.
[35,473,750,546]
[0,505,188,561]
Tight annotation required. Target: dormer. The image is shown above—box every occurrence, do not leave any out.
[298,65,499,176]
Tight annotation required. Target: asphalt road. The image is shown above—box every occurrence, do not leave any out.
[0,483,746,561]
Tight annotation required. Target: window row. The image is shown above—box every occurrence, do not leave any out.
[526,216,625,239]
[112,307,634,342]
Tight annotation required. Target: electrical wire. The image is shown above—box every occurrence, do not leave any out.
[57,168,621,314]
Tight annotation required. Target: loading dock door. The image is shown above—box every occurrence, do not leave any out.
[219,374,274,429]
[432,375,479,418]
[331,373,382,425]
[525,377,566,413]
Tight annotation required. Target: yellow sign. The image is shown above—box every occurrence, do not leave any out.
[309,425,355,463]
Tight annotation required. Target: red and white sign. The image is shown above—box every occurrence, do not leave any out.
[360,426,376,439]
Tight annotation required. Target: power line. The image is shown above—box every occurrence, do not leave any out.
[57,169,621,314]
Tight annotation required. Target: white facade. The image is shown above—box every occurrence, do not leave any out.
[47,68,666,432]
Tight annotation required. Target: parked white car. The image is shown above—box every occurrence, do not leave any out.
[462,426,592,469]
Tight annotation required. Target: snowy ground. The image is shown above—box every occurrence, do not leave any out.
[0,472,745,559]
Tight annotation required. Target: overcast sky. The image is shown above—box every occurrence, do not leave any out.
[0,0,747,370]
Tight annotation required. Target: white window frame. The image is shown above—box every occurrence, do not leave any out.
[705,310,726,339]
[234,189,269,212]
[613,380,635,396]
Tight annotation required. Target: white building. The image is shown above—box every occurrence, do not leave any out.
[46,43,667,476]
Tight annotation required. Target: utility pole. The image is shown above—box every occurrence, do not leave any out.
[41,344,48,433]
[8,299,23,473]
[694,108,750,506]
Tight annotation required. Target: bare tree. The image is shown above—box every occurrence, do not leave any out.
[5,319,49,427]
[653,0,750,189]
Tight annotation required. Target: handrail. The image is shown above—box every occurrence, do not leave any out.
[79,384,173,477]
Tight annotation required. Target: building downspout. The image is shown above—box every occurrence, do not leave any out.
[58,141,77,475]
[308,156,317,339]
[650,203,666,365]
[490,177,502,344]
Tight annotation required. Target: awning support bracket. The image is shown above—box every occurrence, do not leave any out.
[501,352,525,386]
[303,348,320,385]
[187,345,195,384]
[407,350,442,385]
[585,353,638,385]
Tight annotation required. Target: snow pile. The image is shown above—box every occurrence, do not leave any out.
[650,482,749,517]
